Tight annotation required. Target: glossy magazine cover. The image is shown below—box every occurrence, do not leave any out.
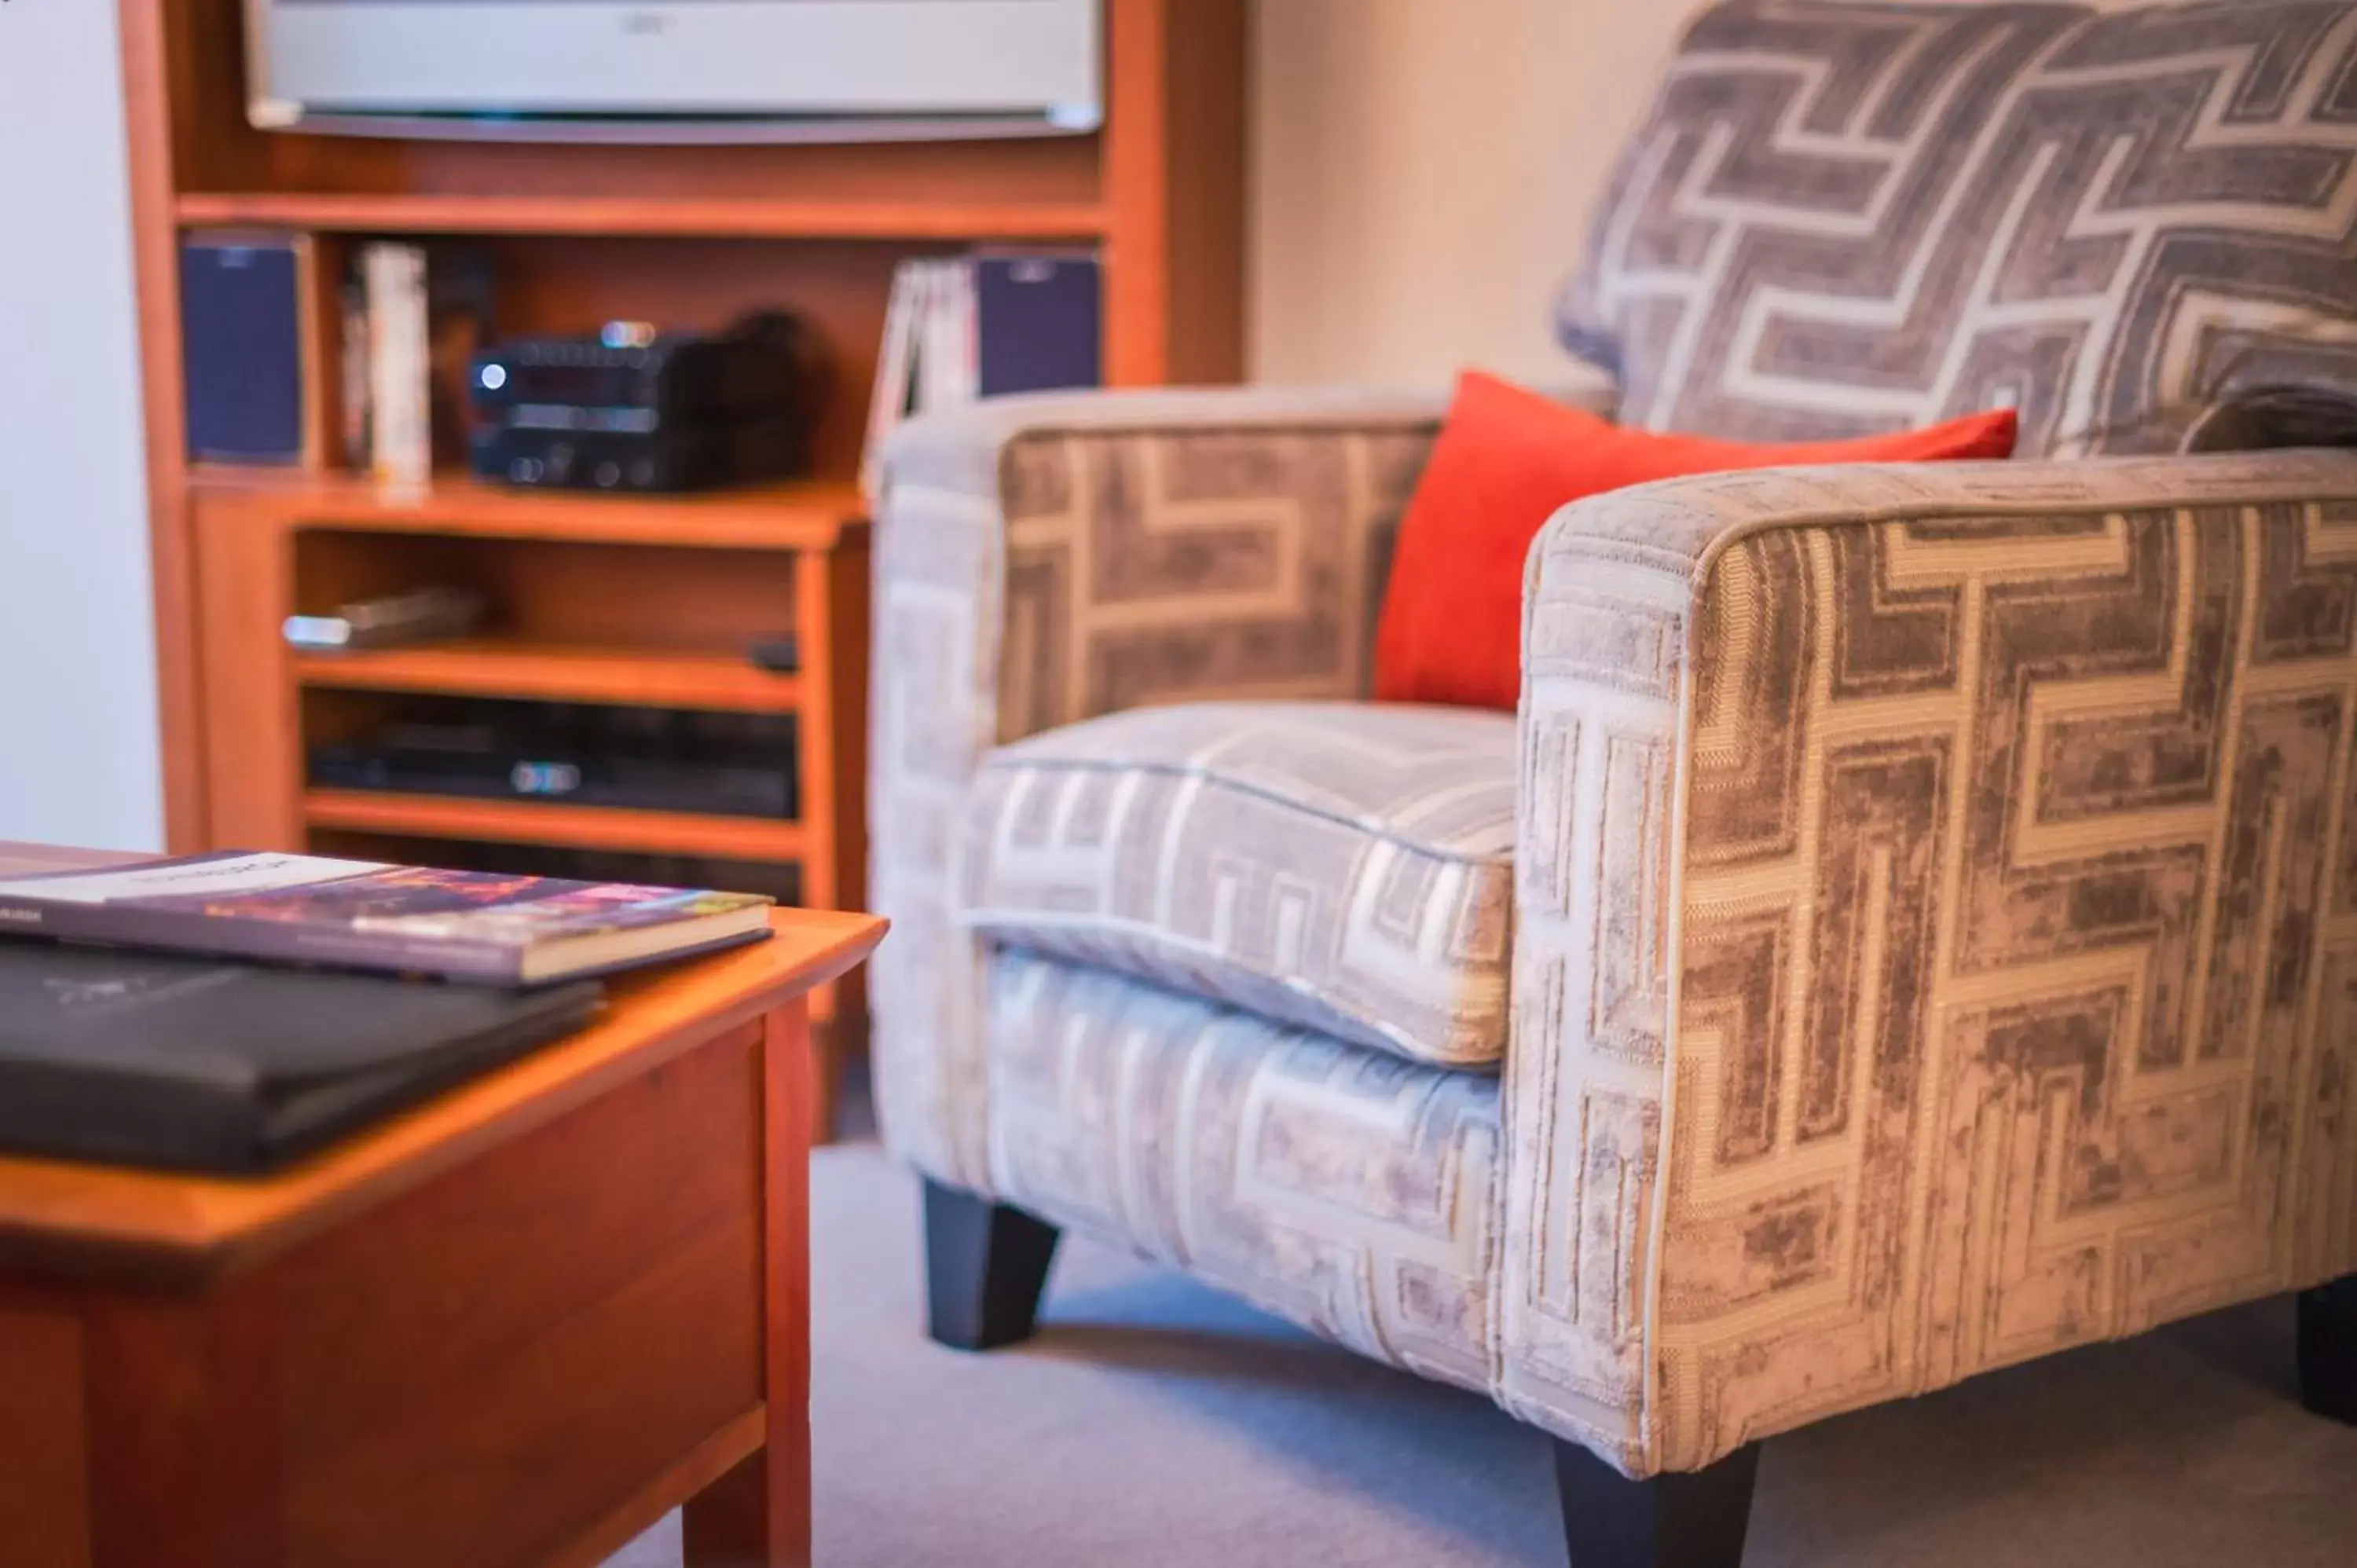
[0,852,771,984]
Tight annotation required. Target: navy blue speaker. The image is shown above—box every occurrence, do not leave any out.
[975,252,1101,398]
[181,234,306,464]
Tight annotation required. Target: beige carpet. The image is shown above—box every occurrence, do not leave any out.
[607,1145,2357,1567]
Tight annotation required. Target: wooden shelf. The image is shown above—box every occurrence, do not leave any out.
[174,192,1111,241]
[192,470,864,549]
[295,641,803,713]
[126,0,1243,1029]
[305,790,806,862]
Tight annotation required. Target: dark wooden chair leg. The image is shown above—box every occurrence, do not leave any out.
[1554,1438,1760,1568]
[922,1178,1061,1351]
[2298,1273,2357,1425]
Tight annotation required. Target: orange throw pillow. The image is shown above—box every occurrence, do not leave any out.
[1372,372,2019,711]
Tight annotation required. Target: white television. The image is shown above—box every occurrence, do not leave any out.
[243,0,1103,142]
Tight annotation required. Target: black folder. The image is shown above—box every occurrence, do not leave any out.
[0,946,599,1174]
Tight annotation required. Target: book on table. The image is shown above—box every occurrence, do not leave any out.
[0,850,774,986]
[0,943,602,1173]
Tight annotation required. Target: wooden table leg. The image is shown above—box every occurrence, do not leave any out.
[808,1015,841,1150]
[683,1000,814,1568]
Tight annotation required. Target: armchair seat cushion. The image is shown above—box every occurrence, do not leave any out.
[960,701,1516,1068]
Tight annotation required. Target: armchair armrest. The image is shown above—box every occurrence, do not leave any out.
[871,383,1464,1187]
[879,384,1458,740]
[1500,449,2357,1476]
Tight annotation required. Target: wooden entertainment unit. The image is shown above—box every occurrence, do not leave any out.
[116,0,1246,1120]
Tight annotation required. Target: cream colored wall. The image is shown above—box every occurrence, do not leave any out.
[1250,0,1683,385]
[1247,0,2144,387]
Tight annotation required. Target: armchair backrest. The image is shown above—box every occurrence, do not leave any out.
[1558,0,2357,459]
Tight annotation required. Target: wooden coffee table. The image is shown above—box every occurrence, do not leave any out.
[0,908,885,1568]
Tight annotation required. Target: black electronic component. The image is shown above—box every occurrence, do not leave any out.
[746,635,801,675]
[468,311,828,493]
[309,699,800,820]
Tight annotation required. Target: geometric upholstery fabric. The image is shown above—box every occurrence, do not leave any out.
[872,1,2357,1491]
[1504,449,2357,1475]
[870,388,1453,1190]
[1560,0,2357,458]
[963,701,1518,1068]
[985,948,1501,1394]
[876,392,2357,1482]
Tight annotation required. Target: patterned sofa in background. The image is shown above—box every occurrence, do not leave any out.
[870,4,2357,1564]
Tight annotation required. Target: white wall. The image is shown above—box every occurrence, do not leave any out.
[0,2,164,850]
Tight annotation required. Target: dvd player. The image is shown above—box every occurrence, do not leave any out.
[309,702,798,820]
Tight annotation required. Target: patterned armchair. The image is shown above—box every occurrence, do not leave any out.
[869,5,2357,1565]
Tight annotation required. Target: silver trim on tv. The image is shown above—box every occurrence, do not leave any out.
[242,0,1105,145]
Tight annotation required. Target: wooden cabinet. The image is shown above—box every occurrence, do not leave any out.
[0,913,886,1568]
[189,475,871,1076]
[115,0,1248,1110]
